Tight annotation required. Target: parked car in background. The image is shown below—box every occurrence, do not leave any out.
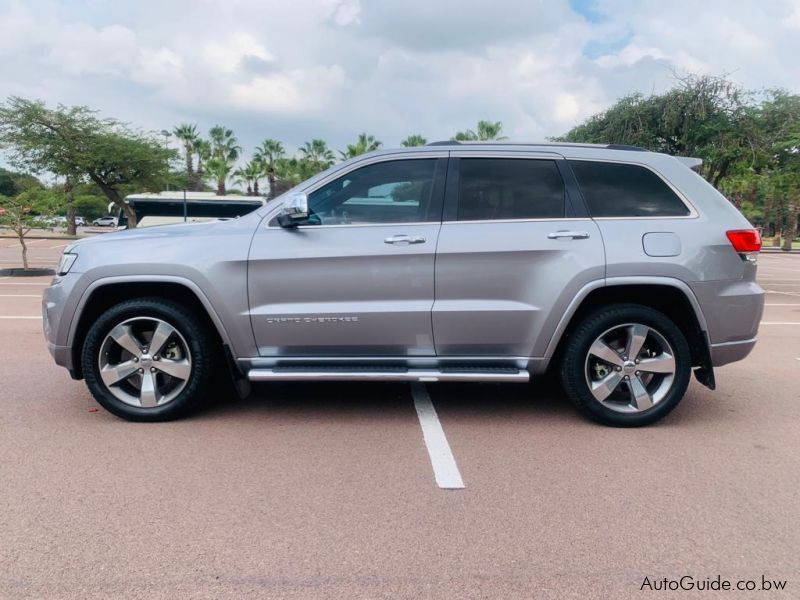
[92,216,117,227]
[75,216,86,227]
[43,142,764,425]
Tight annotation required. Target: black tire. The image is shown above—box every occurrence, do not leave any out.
[560,303,691,427]
[81,297,215,422]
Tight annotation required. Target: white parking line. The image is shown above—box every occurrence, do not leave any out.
[760,321,800,325]
[765,303,800,306]
[0,294,41,297]
[0,316,42,319]
[411,383,464,490]
[0,282,49,285]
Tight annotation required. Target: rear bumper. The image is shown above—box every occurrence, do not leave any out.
[710,337,757,367]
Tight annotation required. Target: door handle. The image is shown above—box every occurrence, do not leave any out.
[384,234,426,245]
[547,230,590,240]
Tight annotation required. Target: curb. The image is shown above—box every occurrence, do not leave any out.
[0,268,56,277]
[0,236,82,241]
[762,248,800,255]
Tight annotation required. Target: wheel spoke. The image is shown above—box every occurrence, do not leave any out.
[628,376,653,410]
[109,324,143,356]
[590,371,624,402]
[155,358,191,381]
[148,321,175,356]
[139,371,159,408]
[625,324,649,359]
[100,360,139,386]
[588,339,624,367]
[637,353,675,374]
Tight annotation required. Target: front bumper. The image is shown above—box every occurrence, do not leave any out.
[42,273,81,373]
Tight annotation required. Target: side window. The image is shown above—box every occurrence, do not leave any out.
[305,159,437,225]
[569,160,690,217]
[457,159,565,221]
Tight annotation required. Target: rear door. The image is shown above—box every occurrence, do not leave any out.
[432,151,605,358]
[248,154,447,357]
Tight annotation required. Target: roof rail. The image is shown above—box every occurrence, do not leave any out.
[605,144,648,152]
[425,140,649,151]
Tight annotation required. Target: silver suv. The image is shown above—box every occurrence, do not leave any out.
[42,142,764,426]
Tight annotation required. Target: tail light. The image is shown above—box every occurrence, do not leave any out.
[726,229,761,253]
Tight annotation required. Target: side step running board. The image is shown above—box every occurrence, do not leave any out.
[247,367,530,383]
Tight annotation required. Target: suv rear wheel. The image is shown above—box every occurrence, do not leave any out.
[560,304,691,427]
[81,298,214,421]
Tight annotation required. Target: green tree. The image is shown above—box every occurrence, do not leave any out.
[0,97,172,228]
[556,75,756,187]
[270,157,321,196]
[173,123,200,190]
[254,139,285,198]
[194,139,211,189]
[299,139,335,170]
[233,160,263,196]
[204,157,233,196]
[0,167,39,197]
[207,126,240,195]
[454,120,508,141]
[339,133,382,160]
[73,194,110,220]
[0,187,59,270]
[401,134,427,147]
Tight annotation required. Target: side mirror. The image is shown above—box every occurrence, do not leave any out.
[277,193,309,228]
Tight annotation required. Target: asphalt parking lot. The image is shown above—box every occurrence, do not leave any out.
[1,242,798,599]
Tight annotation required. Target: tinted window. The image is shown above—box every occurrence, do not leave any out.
[457,159,565,221]
[305,159,437,225]
[569,160,689,217]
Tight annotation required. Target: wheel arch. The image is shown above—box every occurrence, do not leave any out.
[68,276,233,379]
[544,278,712,379]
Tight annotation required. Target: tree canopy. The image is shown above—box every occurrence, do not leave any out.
[0,97,172,227]
[557,75,800,248]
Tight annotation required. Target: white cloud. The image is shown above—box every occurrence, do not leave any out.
[229,65,346,113]
[323,0,361,26]
[202,33,274,74]
[0,0,798,160]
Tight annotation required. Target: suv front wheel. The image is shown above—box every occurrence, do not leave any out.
[81,298,214,421]
[560,304,691,427]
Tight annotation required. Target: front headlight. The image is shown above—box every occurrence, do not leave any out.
[57,253,78,276]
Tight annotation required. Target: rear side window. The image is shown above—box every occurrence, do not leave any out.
[458,158,565,221]
[569,160,690,218]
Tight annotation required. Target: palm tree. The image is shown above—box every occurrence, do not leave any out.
[194,139,211,190]
[209,125,241,160]
[233,160,263,196]
[207,126,240,195]
[453,120,508,141]
[299,139,335,170]
[205,157,233,195]
[339,133,382,160]
[401,134,427,147]
[254,139,285,198]
[173,123,199,186]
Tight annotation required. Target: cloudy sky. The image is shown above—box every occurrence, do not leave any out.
[1,0,800,158]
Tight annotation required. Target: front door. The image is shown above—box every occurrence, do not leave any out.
[248,155,447,357]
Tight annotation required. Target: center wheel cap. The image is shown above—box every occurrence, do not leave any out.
[140,354,153,369]
[622,361,637,376]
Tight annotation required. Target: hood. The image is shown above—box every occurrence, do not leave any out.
[67,219,233,252]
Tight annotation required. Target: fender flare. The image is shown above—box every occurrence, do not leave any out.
[66,274,235,351]
[542,276,709,359]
